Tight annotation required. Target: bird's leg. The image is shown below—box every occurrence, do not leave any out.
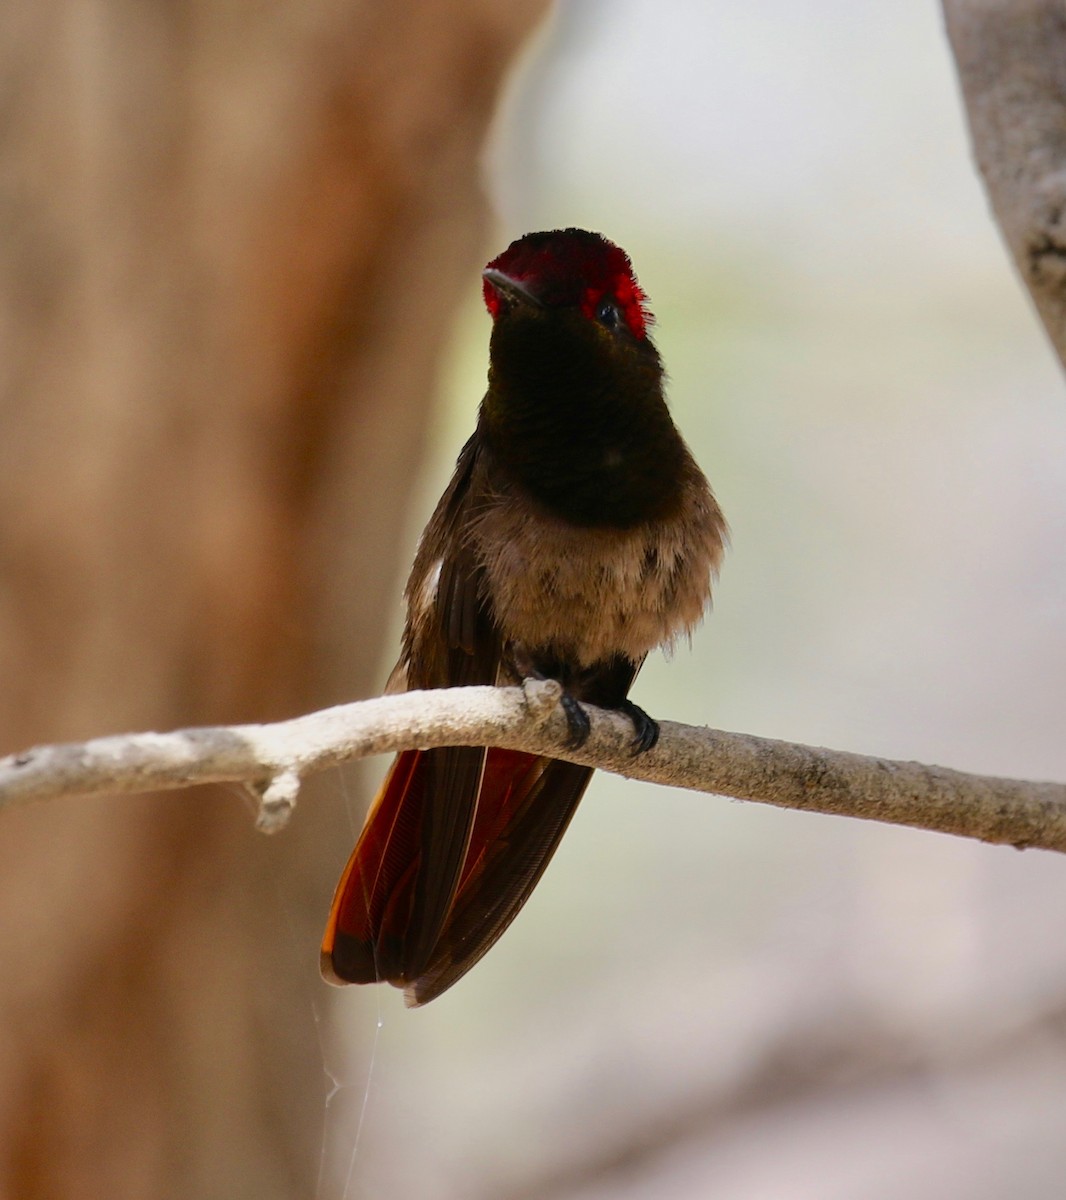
[507,643,591,749]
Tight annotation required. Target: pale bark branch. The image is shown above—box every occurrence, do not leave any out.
[2,683,1064,852]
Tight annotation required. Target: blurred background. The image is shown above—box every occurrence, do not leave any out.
[4,1,1066,1198]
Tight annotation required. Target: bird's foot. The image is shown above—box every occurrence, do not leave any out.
[617,699,660,755]
[559,691,592,749]
[510,643,591,748]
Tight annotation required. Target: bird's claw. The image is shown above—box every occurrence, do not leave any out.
[555,693,658,756]
[559,692,592,749]
[618,700,660,755]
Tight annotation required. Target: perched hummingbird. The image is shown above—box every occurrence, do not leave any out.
[321,229,726,1005]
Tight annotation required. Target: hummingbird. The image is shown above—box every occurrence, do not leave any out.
[321,229,726,1005]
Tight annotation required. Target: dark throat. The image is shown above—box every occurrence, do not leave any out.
[479,314,689,529]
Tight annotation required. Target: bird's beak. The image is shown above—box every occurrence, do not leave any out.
[482,268,543,309]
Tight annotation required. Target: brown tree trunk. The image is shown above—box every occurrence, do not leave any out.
[0,2,550,1195]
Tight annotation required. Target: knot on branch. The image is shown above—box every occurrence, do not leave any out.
[252,768,301,834]
[520,677,564,723]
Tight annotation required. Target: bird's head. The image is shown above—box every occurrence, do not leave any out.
[476,230,680,527]
[482,228,654,343]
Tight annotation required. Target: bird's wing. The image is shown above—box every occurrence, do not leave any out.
[323,434,502,985]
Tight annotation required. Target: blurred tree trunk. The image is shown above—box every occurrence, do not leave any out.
[0,2,550,1196]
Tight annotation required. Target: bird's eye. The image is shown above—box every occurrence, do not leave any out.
[596,297,621,330]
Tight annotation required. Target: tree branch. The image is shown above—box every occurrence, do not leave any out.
[2,683,1064,851]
